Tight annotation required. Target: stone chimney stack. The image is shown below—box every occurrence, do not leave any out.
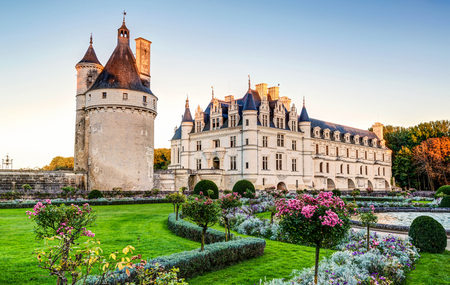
[225,95,234,103]
[268,86,279,100]
[372,122,384,140]
[256,83,268,99]
[135,37,152,87]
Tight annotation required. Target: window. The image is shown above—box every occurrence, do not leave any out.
[196,141,202,151]
[292,140,297,151]
[262,136,268,147]
[196,122,202,132]
[277,134,284,147]
[365,151,368,160]
[346,148,349,157]
[377,167,380,176]
[382,153,385,161]
[246,162,249,169]
[291,158,297,171]
[383,167,385,176]
[88,94,91,101]
[123,93,128,100]
[276,154,282,170]
[340,164,343,173]
[143,96,147,103]
[374,152,377,161]
[230,136,236,147]
[360,166,363,174]
[262,114,268,127]
[319,162,323,172]
[316,144,319,154]
[296,180,298,188]
[356,150,359,158]
[365,166,368,175]
[326,163,329,173]
[245,138,249,145]
[102,92,107,99]
[263,178,265,185]
[262,156,268,170]
[196,159,202,170]
[347,164,350,174]
[336,147,339,156]
[230,156,237,170]
[245,119,249,126]
[213,139,220,148]
[326,146,329,155]
[230,115,236,127]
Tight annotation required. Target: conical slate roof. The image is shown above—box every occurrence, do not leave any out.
[78,37,102,65]
[242,90,257,111]
[299,106,310,122]
[182,98,193,122]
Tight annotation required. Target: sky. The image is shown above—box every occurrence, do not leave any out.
[0,0,449,169]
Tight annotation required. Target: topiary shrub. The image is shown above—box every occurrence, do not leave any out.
[332,189,341,197]
[435,185,450,197]
[88,189,103,200]
[408,216,446,253]
[232,180,255,198]
[439,196,450,208]
[193,180,219,199]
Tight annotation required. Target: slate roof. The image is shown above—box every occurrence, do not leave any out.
[88,24,154,95]
[299,106,310,122]
[310,118,377,139]
[242,91,257,111]
[182,107,193,122]
[78,43,102,65]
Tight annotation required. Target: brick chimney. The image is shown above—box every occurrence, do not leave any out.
[268,86,279,100]
[372,122,384,140]
[135,37,152,87]
[256,83,268,99]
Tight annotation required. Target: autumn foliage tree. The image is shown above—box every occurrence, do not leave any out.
[154,148,171,170]
[42,156,74,171]
[412,137,449,190]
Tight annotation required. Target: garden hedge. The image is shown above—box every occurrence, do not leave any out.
[436,185,450,197]
[232,180,256,198]
[439,196,450,208]
[408,216,447,253]
[0,198,168,209]
[88,189,103,199]
[193,180,219,199]
[167,213,229,243]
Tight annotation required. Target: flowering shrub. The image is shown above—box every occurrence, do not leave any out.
[276,192,350,284]
[218,192,241,241]
[264,230,420,285]
[182,196,221,250]
[27,201,97,284]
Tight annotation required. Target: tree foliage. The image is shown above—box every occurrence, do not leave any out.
[42,156,74,171]
[154,148,171,170]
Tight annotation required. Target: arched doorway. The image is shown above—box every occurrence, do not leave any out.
[277,182,287,191]
[384,179,390,189]
[347,179,355,190]
[326,179,335,190]
[213,157,220,169]
[367,180,373,190]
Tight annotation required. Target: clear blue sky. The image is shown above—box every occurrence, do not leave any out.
[0,0,449,168]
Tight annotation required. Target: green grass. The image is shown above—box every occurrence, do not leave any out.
[406,251,450,285]
[0,204,449,285]
[412,200,431,204]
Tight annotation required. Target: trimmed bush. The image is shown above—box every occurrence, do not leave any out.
[408,216,447,253]
[439,196,450,208]
[435,185,450,197]
[167,213,227,243]
[88,190,103,199]
[332,189,341,197]
[232,180,256,198]
[193,180,219,199]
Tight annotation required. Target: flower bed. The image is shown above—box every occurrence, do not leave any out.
[0,197,168,209]
[264,230,420,285]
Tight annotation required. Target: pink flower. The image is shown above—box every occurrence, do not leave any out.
[45,199,52,204]
[82,230,95,237]
[301,205,318,218]
[319,209,343,227]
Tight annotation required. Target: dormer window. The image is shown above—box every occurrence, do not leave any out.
[324,129,330,139]
[123,93,128,100]
[102,92,107,99]
[344,133,351,143]
[313,127,321,138]
[354,135,360,144]
[363,137,369,146]
[143,96,147,103]
[334,131,340,141]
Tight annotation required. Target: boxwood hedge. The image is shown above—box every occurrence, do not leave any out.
[167,213,229,243]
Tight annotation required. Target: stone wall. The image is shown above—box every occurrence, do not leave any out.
[0,170,86,192]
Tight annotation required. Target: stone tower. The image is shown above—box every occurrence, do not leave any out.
[74,17,158,190]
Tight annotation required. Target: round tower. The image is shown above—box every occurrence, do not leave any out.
[74,35,103,172]
[82,17,158,190]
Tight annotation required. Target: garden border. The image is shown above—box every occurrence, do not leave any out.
[350,219,450,235]
[0,198,168,209]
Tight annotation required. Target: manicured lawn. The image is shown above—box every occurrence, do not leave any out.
[1,203,448,285]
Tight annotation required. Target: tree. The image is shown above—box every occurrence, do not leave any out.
[154,148,171,170]
[218,192,241,241]
[42,156,74,171]
[413,137,450,190]
[276,192,350,284]
[392,146,416,189]
[182,196,220,251]
[167,190,187,220]
[358,205,378,251]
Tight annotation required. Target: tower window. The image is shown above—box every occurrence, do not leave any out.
[245,138,249,145]
[246,119,249,126]
[102,92,107,99]
[143,96,147,103]
[123,93,128,100]
[246,162,249,169]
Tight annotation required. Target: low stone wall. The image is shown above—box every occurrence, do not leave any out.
[0,170,86,192]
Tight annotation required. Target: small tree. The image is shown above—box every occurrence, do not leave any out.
[167,190,186,220]
[26,201,96,284]
[276,192,350,284]
[358,205,378,251]
[22,184,32,192]
[182,196,220,251]
[218,192,241,241]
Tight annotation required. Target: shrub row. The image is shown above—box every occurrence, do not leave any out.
[342,196,408,202]
[0,198,168,209]
[350,219,450,235]
[167,213,229,243]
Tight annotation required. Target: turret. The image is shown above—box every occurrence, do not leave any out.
[298,97,311,138]
[75,35,103,95]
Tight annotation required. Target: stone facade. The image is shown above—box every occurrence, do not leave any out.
[169,83,392,191]
[0,170,85,192]
[74,18,157,191]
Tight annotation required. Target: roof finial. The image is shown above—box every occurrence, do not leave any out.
[123,10,127,24]
[211,86,214,99]
[303,96,305,107]
[185,95,189,108]
[248,74,251,89]
[90,33,93,45]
